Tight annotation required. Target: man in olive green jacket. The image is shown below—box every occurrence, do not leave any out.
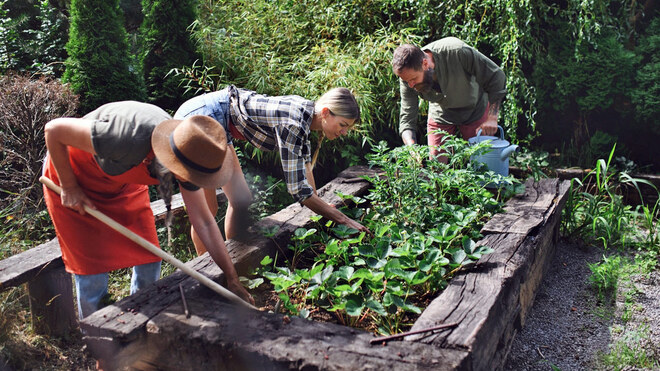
[391,37,507,162]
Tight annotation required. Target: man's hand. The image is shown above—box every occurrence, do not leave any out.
[401,129,417,145]
[478,118,498,136]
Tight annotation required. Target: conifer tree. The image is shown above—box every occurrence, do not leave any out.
[141,0,199,110]
[63,0,145,113]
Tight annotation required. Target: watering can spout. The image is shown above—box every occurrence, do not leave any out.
[500,144,519,161]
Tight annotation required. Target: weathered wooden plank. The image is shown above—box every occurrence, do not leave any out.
[151,189,227,222]
[511,166,659,206]
[80,166,379,341]
[0,238,64,291]
[408,179,570,371]
[106,296,470,371]
[27,266,76,337]
[481,178,561,235]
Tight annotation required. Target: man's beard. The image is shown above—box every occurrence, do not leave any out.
[413,68,435,93]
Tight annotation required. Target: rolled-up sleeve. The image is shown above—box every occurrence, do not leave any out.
[275,123,314,203]
[398,79,421,136]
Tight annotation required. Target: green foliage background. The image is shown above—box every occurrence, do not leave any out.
[184,0,657,175]
[1,0,657,172]
[140,0,199,110]
[62,0,145,113]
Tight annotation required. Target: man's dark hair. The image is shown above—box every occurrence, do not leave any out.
[391,44,425,73]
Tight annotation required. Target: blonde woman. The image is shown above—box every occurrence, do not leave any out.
[175,86,370,254]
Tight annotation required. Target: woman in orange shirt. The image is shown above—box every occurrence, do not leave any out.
[43,101,254,318]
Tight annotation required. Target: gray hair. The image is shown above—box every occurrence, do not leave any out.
[315,88,360,122]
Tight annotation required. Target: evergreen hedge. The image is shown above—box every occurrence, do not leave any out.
[140,0,199,110]
[62,0,145,113]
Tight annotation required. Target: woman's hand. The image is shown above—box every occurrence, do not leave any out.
[227,279,255,306]
[343,218,372,236]
[60,184,96,215]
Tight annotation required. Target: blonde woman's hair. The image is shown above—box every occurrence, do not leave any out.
[312,88,360,168]
[314,87,360,122]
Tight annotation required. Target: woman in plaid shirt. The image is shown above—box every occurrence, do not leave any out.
[175,86,370,255]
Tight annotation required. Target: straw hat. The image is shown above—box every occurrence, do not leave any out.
[152,115,233,189]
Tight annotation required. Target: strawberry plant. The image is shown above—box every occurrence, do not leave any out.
[252,138,523,334]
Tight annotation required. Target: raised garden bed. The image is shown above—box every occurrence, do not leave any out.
[80,165,570,370]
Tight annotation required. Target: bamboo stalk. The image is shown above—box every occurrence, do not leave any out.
[40,176,256,311]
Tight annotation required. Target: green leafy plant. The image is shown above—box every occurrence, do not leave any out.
[562,145,640,248]
[599,325,660,370]
[254,140,520,334]
[588,254,621,302]
[140,0,199,110]
[63,0,145,112]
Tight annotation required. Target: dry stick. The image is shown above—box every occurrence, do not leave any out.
[369,322,459,345]
[40,176,257,311]
[179,283,191,318]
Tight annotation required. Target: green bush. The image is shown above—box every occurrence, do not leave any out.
[0,73,76,255]
[532,26,637,168]
[140,0,199,111]
[62,0,145,113]
[631,17,660,135]
[0,0,68,76]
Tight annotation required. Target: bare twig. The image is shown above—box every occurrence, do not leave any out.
[369,322,458,345]
[179,283,190,319]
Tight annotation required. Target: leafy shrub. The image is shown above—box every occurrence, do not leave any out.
[532,25,637,167]
[0,73,75,255]
[63,0,145,113]
[0,0,68,76]
[140,0,199,110]
[631,17,660,135]
[562,145,660,251]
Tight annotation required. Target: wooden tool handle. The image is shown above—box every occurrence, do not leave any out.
[40,176,256,310]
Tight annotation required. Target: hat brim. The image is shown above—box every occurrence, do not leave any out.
[152,119,234,189]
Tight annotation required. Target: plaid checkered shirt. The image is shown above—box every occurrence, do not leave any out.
[228,86,315,203]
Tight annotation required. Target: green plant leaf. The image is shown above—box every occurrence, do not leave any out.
[260,255,273,266]
[335,265,355,282]
[294,228,318,240]
[365,298,387,316]
[345,297,364,317]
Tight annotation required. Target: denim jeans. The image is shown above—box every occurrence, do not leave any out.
[74,261,161,319]
[173,88,233,144]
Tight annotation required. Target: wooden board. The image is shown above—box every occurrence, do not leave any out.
[0,238,63,290]
[81,172,571,371]
[105,296,470,371]
[408,179,570,370]
[151,189,227,222]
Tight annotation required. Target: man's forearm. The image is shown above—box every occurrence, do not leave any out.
[488,99,502,119]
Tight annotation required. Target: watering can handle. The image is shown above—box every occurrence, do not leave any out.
[475,125,504,140]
